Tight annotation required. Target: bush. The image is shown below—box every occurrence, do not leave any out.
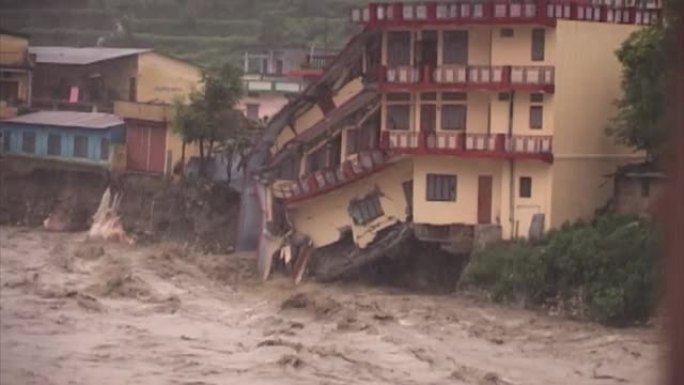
[463,215,661,326]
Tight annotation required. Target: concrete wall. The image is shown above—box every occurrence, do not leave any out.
[490,26,556,66]
[287,160,412,248]
[136,52,201,104]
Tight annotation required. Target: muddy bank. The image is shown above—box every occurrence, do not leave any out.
[0,157,240,252]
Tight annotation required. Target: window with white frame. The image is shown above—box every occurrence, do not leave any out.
[441,92,467,130]
[442,30,469,65]
[386,93,411,130]
[529,93,544,129]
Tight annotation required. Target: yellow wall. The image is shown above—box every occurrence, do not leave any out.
[271,104,324,154]
[136,52,201,104]
[412,157,503,225]
[490,26,555,66]
[509,160,552,238]
[287,160,412,248]
[554,21,639,156]
[0,34,28,66]
[114,101,200,174]
[550,158,626,229]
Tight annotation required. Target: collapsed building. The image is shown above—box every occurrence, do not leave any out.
[246,0,661,281]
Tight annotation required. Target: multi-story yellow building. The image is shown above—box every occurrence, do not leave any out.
[242,0,661,279]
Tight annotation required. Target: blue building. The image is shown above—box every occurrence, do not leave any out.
[0,111,125,166]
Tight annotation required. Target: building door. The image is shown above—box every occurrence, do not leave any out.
[126,122,166,174]
[419,30,438,69]
[477,175,493,224]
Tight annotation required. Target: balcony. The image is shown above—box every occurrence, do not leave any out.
[378,65,555,93]
[380,131,553,162]
[243,78,305,94]
[272,150,389,202]
[350,1,661,27]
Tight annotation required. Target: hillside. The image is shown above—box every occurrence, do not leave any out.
[0,0,369,67]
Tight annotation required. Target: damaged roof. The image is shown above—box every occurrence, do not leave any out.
[2,111,125,130]
[29,46,150,65]
[260,27,375,145]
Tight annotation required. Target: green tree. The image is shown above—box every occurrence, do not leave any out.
[173,62,255,179]
[607,26,666,160]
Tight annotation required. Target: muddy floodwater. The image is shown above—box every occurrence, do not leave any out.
[0,227,662,385]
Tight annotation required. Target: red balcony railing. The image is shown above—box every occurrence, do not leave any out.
[351,1,661,27]
[272,149,389,202]
[380,131,553,161]
[377,65,555,93]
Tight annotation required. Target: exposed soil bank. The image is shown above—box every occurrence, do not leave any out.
[0,157,240,252]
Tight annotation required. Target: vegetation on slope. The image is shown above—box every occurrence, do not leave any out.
[0,0,367,67]
[463,215,661,326]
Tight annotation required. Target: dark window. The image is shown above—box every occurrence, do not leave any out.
[279,156,299,180]
[128,77,137,102]
[346,124,378,155]
[532,28,546,61]
[420,92,437,101]
[498,92,511,101]
[21,132,35,154]
[500,28,514,38]
[261,58,269,74]
[3,131,11,151]
[530,106,543,129]
[530,93,544,103]
[74,135,88,158]
[519,176,532,198]
[246,57,261,73]
[387,105,411,130]
[402,180,414,213]
[387,93,411,102]
[47,134,61,156]
[100,138,110,160]
[275,59,284,75]
[442,92,467,101]
[426,174,457,201]
[348,193,384,225]
[246,103,260,120]
[442,105,467,130]
[641,179,651,198]
[442,30,469,65]
[387,31,411,67]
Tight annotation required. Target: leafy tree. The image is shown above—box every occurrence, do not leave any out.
[607,26,666,160]
[173,63,257,180]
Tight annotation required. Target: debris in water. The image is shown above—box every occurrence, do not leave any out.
[88,188,132,244]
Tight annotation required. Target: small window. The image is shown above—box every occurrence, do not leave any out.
[500,28,514,38]
[386,92,411,102]
[498,92,511,101]
[348,193,384,225]
[530,93,544,103]
[21,132,36,154]
[532,28,546,61]
[246,103,260,120]
[100,138,110,160]
[387,105,411,130]
[47,134,61,156]
[442,105,467,130]
[640,179,651,198]
[420,92,437,101]
[3,131,11,152]
[426,174,457,202]
[529,106,543,129]
[74,135,88,158]
[442,30,468,65]
[442,92,467,101]
[519,176,532,198]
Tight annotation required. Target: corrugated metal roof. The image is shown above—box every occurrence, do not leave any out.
[29,46,150,65]
[2,111,125,130]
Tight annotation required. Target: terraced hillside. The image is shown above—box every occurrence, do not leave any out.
[0,0,367,67]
